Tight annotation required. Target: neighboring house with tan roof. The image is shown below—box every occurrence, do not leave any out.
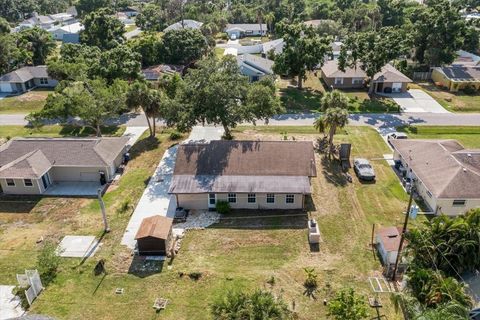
[391,139,480,216]
[0,137,128,195]
[320,60,411,92]
[0,66,58,94]
[169,140,317,210]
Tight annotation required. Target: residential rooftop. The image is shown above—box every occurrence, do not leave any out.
[0,66,49,83]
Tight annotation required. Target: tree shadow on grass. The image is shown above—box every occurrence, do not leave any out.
[279,87,322,113]
[128,256,164,278]
[321,157,348,187]
[128,135,161,161]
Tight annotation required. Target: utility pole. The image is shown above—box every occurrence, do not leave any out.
[97,189,110,233]
[391,184,415,281]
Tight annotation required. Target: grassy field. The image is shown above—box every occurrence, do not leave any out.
[0,125,409,319]
[0,90,51,114]
[0,125,125,139]
[411,83,480,113]
[399,125,480,148]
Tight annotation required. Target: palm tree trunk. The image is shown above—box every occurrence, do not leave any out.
[144,112,153,137]
[298,75,303,89]
[152,112,156,137]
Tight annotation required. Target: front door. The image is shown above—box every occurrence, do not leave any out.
[208,193,216,209]
[376,83,384,93]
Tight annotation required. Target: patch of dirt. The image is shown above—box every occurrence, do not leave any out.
[15,91,48,102]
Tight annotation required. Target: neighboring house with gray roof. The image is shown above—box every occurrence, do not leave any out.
[225,23,267,39]
[169,140,317,210]
[0,66,58,94]
[236,54,274,81]
[164,19,203,32]
[262,38,284,55]
[0,137,128,195]
[321,60,411,92]
[391,139,480,216]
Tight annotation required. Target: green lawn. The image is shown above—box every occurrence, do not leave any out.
[0,90,51,114]
[0,125,125,139]
[1,126,407,320]
[399,125,480,148]
[214,47,225,58]
[411,83,480,113]
[125,24,137,33]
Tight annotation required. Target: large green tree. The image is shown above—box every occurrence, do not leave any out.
[0,17,10,34]
[47,43,101,81]
[273,22,331,89]
[92,45,142,82]
[338,26,412,93]
[0,34,31,74]
[80,8,125,50]
[77,0,111,16]
[135,4,167,32]
[128,34,163,67]
[17,27,56,65]
[162,28,209,65]
[29,79,128,136]
[170,56,283,139]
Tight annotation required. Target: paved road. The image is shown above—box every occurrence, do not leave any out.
[2,112,480,128]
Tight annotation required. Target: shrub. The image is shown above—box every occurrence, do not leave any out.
[327,288,368,320]
[303,267,318,290]
[13,286,30,310]
[462,85,476,95]
[117,198,132,214]
[169,131,182,140]
[189,271,202,281]
[267,275,276,286]
[37,240,62,285]
[215,200,231,214]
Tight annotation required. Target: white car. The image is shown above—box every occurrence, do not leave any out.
[230,34,237,40]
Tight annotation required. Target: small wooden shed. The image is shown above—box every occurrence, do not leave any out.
[135,215,173,256]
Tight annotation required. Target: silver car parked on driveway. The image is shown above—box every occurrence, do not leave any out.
[353,158,376,181]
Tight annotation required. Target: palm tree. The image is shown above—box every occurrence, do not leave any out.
[264,12,275,34]
[320,90,350,111]
[126,81,163,137]
[314,107,349,152]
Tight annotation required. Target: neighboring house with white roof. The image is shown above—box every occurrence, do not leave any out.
[49,22,83,42]
[164,19,203,32]
[236,54,274,81]
[225,23,267,39]
[391,139,480,216]
[0,137,128,195]
[262,38,284,56]
[0,66,57,94]
[16,9,77,31]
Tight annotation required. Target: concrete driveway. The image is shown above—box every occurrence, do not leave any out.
[392,89,450,113]
[120,126,224,249]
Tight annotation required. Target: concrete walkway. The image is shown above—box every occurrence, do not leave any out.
[0,285,24,319]
[120,126,224,249]
[391,89,450,113]
[123,126,148,150]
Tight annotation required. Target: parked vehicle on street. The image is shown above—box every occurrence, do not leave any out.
[353,158,376,181]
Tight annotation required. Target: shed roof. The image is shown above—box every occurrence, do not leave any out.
[135,215,173,240]
[377,226,402,252]
[391,139,480,198]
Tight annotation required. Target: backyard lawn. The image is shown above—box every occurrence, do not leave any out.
[411,82,480,113]
[399,125,480,148]
[0,125,408,320]
[0,89,51,114]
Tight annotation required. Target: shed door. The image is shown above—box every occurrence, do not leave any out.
[208,194,216,209]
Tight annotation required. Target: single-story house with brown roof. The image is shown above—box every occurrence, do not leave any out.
[135,215,173,256]
[0,137,128,195]
[169,140,317,210]
[391,139,480,216]
[320,61,411,93]
[0,66,58,94]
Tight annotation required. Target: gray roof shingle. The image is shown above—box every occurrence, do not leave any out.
[0,66,49,83]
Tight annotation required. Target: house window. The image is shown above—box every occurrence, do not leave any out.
[286,194,295,204]
[426,190,433,198]
[24,179,33,187]
[39,78,48,85]
[266,194,275,203]
[452,200,466,206]
[6,179,15,186]
[352,78,363,84]
[228,193,236,203]
[334,77,343,85]
[247,194,256,203]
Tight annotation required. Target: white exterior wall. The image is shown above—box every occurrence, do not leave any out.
[0,82,13,93]
[375,235,398,265]
[49,166,110,182]
[176,193,304,210]
[435,198,480,216]
[0,178,42,195]
[33,78,58,88]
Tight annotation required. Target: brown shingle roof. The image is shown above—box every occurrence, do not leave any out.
[321,60,367,78]
[135,215,173,240]
[0,137,128,175]
[0,150,51,179]
[372,64,412,83]
[391,139,480,198]
[377,226,403,252]
[173,141,316,177]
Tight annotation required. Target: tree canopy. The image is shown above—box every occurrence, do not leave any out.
[16,27,56,65]
[80,8,125,50]
[135,4,167,32]
[273,22,332,88]
[162,28,210,65]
